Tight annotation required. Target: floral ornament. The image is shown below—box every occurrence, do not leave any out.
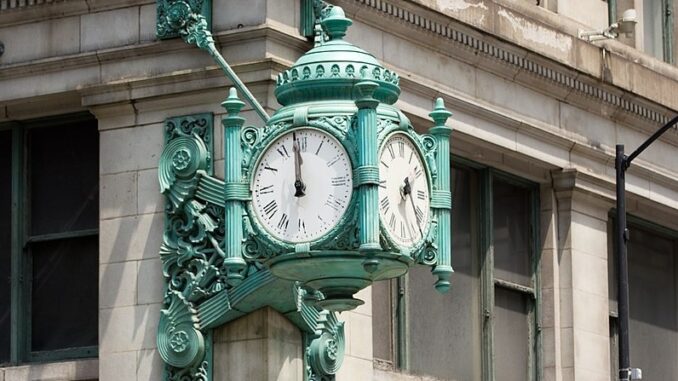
[172,149,192,171]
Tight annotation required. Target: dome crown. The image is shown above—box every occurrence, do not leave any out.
[274,7,400,106]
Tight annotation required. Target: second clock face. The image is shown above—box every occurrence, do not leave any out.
[251,128,353,243]
[378,133,431,247]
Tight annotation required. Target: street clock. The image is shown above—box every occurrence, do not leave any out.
[155,1,454,380]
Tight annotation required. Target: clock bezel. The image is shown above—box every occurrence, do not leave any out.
[244,123,359,254]
[377,130,436,255]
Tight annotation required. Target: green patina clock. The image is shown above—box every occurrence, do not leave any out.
[154,1,454,380]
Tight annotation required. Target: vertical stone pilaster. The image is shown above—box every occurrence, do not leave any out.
[552,169,614,381]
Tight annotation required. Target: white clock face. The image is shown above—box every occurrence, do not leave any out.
[378,133,431,247]
[251,128,353,243]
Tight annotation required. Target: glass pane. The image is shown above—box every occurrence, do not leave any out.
[31,236,98,352]
[493,178,532,286]
[29,121,98,236]
[407,167,481,381]
[494,287,530,381]
[0,130,11,364]
[372,280,395,365]
[628,226,677,380]
[642,0,664,60]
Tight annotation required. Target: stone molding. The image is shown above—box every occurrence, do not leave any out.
[337,0,676,128]
[0,0,154,27]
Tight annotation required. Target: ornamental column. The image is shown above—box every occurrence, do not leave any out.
[354,81,381,259]
[428,98,453,293]
[222,87,248,285]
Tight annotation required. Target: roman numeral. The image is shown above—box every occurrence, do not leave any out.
[331,176,348,186]
[259,185,274,195]
[277,145,290,158]
[409,151,414,164]
[379,180,386,188]
[315,140,324,155]
[400,221,406,238]
[300,136,308,152]
[417,190,426,200]
[415,206,424,223]
[298,219,306,233]
[414,166,423,179]
[389,214,396,230]
[277,213,289,231]
[387,144,395,159]
[327,155,341,167]
[398,141,405,157]
[411,222,419,236]
[262,200,278,219]
[380,197,390,214]
[264,166,278,172]
[380,160,389,168]
[325,195,344,211]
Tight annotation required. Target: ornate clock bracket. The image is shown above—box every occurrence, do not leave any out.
[155,1,455,380]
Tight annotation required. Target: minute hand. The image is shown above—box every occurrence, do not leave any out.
[404,177,423,236]
[293,133,306,197]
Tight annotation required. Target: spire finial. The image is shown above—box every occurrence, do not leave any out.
[221,87,245,116]
[321,6,352,40]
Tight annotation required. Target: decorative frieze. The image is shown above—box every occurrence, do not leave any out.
[350,0,674,126]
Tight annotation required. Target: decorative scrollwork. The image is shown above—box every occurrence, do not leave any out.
[157,0,211,42]
[158,293,205,369]
[296,285,345,380]
[421,134,438,185]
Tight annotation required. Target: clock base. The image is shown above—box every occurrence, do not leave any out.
[266,250,412,312]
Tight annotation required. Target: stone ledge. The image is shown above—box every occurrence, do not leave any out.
[0,0,154,27]
[0,358,98,381]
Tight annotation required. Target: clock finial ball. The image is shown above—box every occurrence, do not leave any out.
[322,6,352,40]
[221,87,245,115]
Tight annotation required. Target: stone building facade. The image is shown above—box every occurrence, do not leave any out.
[1,0,677,380]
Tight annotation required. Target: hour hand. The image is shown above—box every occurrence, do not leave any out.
[292,133,306,197]
[403,177,423,235]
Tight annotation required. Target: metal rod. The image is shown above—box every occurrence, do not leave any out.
[608,0,617,27]
[615,144,631,381]
[626,115,678,166]
[206,43,270,123]
[614,114,678,380]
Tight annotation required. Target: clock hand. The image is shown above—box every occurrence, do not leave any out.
[292,132,306,197]
[403,177,423,236]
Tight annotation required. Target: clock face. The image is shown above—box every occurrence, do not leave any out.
[378,133,431,247]
[251,128,353,243]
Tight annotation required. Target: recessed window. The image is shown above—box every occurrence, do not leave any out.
[373,162,539,380]
[0,115,99,365]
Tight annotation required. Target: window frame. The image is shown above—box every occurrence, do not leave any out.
[0,113,99,366]
[378,156,542,380]
[608,212,678,379]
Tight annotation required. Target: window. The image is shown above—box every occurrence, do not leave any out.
[373,161,540,380]
[609,217,678,380]
[0,114,99,365]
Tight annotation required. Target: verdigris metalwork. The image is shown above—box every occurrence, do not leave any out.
[156,1,454,379]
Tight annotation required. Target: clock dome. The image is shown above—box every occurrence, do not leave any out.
[274,6,400,106]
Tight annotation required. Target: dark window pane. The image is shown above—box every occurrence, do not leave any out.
[372,279,395,365]
[29,121,98,235]
[31,236,98,352]
[494,287,530,381]
[0,130,11,364]
[628,227,677,380]
[493,179,531,286]
[407,167,481,380]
